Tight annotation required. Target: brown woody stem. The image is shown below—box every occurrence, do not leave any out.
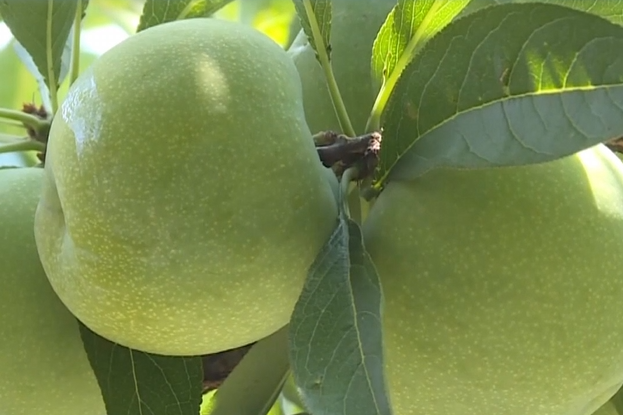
[315,131,382,181]
[605,136,623,154]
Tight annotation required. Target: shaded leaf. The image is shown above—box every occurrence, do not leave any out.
[459,0,623,25]
[612,386,623,415]
[0,42,39,134]
[11,41,53,112]
[0,0,77,110]
[202,326,290,415]
[79,322,203,415]
[376,3,623,184]
[0,43,46,168]
[289,211,389,415]
[292,0,331,58]
[372,0,470,87]
[11,30,77,112]
[268,401,286,415]
[137,0,235,32]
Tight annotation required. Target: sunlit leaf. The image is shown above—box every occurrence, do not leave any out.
[367,0,469,132]
[377,3,623,184]
[372,0,470,87]
[460,0,623,25]
[292,0,331,57]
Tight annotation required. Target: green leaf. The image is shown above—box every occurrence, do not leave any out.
[0,42,39,135]
[12,41,54,112]
[376,3,623,184]
[281,373,307,413]
[368,0,470,132]
[371,0,470,87]
[459,0,623,26]
[289,211,390,415]
[292,0,331,58]
[0,0,78,113]
[290,0,357,136]
[136,0,235,32]
[612,386,623,415]
[79,322,203,415]
[202,326,290,415]
[268,400,286,415]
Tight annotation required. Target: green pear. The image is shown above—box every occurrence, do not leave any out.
[34,18,338,357]
[287,0,396,135]
[0,167,104,415]
[362,144,623,415]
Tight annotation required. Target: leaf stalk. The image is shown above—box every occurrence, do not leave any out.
[303,0,356,137]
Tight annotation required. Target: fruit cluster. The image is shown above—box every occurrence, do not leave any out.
[4,2,623,415]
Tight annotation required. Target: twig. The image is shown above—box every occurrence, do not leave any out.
[315,131,382,181]
[202,342,256,393]
[605,136,623,154]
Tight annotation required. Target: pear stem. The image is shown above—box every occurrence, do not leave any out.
[340,166,358,217]
[202,343,255,393]
[0,133,24,143]
[0,139,46,154]
[605,136,623,154]
[0,108,48,132]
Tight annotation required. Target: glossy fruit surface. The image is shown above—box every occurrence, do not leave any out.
[35,18,338,356]
[363,145,623,415]
[287,0,395,135]
[0,167,104,415]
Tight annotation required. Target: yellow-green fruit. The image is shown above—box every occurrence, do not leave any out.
[34,18,338,357]
[362,144,623,415]
[287,0,396,135]
[0,167,104,415]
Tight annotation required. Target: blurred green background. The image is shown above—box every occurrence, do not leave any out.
[0,0,299,165]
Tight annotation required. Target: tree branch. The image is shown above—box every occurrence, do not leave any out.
[315,130,382,181]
